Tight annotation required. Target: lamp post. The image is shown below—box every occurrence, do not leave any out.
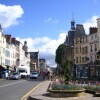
[65,45,75,80]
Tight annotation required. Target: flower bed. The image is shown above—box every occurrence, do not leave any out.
[83,85,100,97]
[48,80,85,97]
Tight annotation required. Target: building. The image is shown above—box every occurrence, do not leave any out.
[39,58,46,72]
[0,26,7,78]
[5,35,20,71]
[29,51,39,72]
[74,35,88,78]
[18,41,30,74]
[73,18,100,80]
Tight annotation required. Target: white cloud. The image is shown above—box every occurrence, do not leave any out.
[44,17,59,24]
[16,32,66,67]
[83,15,99,34]
[0,4,24,28]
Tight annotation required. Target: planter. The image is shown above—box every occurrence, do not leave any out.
[94,92,100,97]
[85,90,100,97]
[48,89,85,97]
[85,90,96,94]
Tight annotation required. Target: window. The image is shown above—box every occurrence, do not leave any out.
[90,45,92,52]
[82,57,84,63]
[76,47,78,54]
[82,47,84,54]
[80,47,81,53]
[5,59,10,66]
[85,47,88,54]
[83,38,84,43]
[80,56,81,63]
[76,57,78,63]
[80,38,82,43]
[76,39,78,44]
[5,50,10,57]
[91,35,93,40]
[91,56,92,61]
[95,44,97,51]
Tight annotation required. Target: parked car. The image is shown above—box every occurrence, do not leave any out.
[30,72,39,79]
[9,72,20,80]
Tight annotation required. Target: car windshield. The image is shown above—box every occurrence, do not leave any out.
[31,72,38,74]
[19,70,26,73]
[12,72,18,75]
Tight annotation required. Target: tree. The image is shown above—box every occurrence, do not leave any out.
[55,43,66,65]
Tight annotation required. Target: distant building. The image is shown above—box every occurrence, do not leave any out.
[29,51,39,71]
[39,59,46,71]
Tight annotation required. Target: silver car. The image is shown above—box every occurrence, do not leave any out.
[9,72,20,80]
[30,72,39,79]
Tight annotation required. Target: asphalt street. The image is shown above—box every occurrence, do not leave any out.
[0,79,42,100]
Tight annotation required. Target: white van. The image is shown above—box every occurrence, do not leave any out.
[18,68,28,78]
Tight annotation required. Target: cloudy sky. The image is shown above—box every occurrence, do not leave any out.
[0,0,100,67]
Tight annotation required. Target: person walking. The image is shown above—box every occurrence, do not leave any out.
[41,71,46,80]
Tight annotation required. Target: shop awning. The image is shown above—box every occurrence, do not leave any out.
[0,65,6,69]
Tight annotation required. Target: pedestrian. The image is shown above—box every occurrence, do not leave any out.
[50,72,53,81]
[41,71,45,80]
[2,71,5,79]
[47,71,50,79]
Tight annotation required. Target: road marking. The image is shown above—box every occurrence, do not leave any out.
[0,80,26,88]
[21,81,44,100]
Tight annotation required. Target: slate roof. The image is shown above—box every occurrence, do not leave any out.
[74,24,86,38]
[29,52,39,60]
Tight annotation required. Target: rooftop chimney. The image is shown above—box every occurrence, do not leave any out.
[89,27,97,35]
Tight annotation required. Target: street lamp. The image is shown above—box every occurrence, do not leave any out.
[64,44,75,80]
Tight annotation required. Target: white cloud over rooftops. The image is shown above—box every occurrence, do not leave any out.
[0,4,24,28]
[83,15,99,34]
[16,32,66,67]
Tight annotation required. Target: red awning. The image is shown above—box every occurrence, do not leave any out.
[0,65,4,69]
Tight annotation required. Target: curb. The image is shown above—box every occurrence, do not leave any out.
[21,81,45,100]
[0,79,4,81]
[27,80,51,100]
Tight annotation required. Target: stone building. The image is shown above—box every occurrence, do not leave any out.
[29,51,39,72]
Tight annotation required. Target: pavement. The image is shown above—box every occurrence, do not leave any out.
[27,80,100,100]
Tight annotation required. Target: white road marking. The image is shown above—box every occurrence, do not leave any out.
[0,80,26,88]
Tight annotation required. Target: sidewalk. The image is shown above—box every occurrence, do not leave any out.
[28,80,100,100]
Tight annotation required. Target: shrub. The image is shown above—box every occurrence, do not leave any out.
[84,85,96,91]
[51,83,83,90]
[95,86,100,92]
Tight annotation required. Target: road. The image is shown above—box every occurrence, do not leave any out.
[0,79,42,100]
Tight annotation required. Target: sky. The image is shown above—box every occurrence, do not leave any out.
[0,0,100,67]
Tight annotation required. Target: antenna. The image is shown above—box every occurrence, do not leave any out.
[72,12,74,20]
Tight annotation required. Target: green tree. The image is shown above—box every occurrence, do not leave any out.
[55,43,66,65]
